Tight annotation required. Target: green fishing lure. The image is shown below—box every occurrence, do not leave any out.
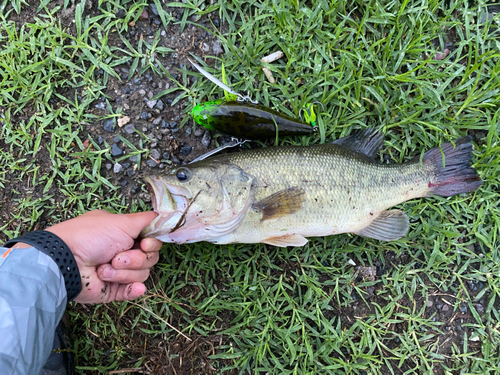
[192,99,315,140]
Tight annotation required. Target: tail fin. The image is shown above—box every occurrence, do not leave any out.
[423,137,482,197]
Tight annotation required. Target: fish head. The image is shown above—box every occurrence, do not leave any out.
[141,161,254,243]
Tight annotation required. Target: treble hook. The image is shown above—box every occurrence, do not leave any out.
[299,101,325,122]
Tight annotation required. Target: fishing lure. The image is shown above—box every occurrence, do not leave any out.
[192,99,315,140]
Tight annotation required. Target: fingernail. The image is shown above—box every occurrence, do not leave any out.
[102,267,115,279]
[118,255,129,267]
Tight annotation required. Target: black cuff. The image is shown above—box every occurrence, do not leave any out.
[3,230,82,301]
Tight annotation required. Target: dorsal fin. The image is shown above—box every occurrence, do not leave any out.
[332,128,384,159]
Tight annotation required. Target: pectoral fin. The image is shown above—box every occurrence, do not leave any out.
[262,234,308,247]
[357,209,409,241]
[252,187,305,222]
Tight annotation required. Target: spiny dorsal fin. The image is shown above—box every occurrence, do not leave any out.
[356,209,409,241]
[262,234,308,247]
[252,187,305,222]
[332,128,384,159]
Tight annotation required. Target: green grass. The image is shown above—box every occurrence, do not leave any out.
[1,0,499,374]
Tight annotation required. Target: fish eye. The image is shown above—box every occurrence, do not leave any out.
[176,168,191,182]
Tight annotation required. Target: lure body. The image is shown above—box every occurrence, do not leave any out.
[192,99,314,139]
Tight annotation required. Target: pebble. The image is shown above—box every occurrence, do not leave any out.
[159,163,166,169]
[186,127,192,135]
[139,9,148,21]
[120,180,128,187]
[213,18,219,27]
[141,111,151,120]
[149,3,159,15]
[202,131,211,148]
[113,136,120,143]
[194,128,204,137]
[105,163,112,170]
[155,99,164,111]
[98,136,104,145]
[111,144,123,156]
[442,305,449,312]
[138,89,146,96]
[130,185,139,194]
[213,40,223,55]
[162,152,170,160]
[129,155,137,162]
[172,155,181,164]
[150,149,161,160]
[124,124,135,134]
[201,43,210,52]
[146,159,158,167]
[95,102,106,110]
[180,146,192,156]
[116,9,126,19]
[114,163,123,173]
[146,99,157,109]
[103,119,115,132]
[426,300,433,307]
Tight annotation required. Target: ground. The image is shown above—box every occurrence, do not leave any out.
[1,0,499,374]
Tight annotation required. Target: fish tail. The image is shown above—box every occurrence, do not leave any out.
[423,136,482,197]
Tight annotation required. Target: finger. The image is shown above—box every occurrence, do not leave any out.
[120,211,158,238]
[111,249,159,270]
[140,237,163,252]
[97,264,151,284]
[114,282,147,301]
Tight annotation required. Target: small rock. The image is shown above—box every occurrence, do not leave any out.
[103,119,115,132]
[146,100,157,109]
[114,163,124,173]
[213,40,223,55]
[97,136,104,145]
[105,163,112,170]
[141,111,151,120]
[111,144,123,157]
[95,102,106,110]
[139,9,148,21]
[130,185,139,194]
[161,29,166,37]
[129,155,137,162]
[172,155,180,164]
[152,117,162,125]
[150,149,161,160]
[162,152,170,160]
[194,128,204,137]
[113,136,120,143]
[155,99,164,111]
[213,18,219,27]
[442,304,449,312]
[159,163,166,169]
[117,116,130,127]
[138,89,146,96]
[116,9,126,19]
[149,3,159,15]
[124,124,135,134]
[426,300,433,307]
[201,43,210,52]
[120,180,128,187]
[180,146,192,156]
[185,127,192,135]
[146,159,158,167]
[202,131,211,148]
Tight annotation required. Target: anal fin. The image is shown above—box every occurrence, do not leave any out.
[262,234,308,247]
[356,209,409,241]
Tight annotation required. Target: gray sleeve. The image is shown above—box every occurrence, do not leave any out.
[0,246,67,375]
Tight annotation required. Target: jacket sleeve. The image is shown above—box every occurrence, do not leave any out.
[0,246,67,375]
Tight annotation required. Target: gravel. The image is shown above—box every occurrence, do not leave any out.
[150,149,161,160]
[202,131,211,147]
[103,119,115,132]
[111,144,123,156]
[113,163,123,173]
[180,145,192,156]
[155,99,164,111]
[124,124,135,134]
[145,99,157,109]
[213,40,223,55]
[141,111,151,120]
[146,159,158,167]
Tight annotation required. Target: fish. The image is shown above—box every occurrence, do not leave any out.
[141,129,482,247]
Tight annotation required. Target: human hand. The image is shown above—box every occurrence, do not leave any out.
[43,210,162,304]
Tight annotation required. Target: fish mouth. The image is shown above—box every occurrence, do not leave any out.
[141,176,191,237]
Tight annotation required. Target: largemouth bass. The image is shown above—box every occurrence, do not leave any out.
[141,129,481,247]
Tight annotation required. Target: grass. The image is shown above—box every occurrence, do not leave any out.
[1,0,499,374]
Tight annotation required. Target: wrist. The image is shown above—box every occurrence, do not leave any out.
[3,230,82,301]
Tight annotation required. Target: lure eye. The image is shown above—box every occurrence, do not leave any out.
[176,168,191,182]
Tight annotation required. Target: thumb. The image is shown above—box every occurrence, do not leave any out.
[120,211,158,239]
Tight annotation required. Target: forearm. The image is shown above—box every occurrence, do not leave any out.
[0,246,67,374]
